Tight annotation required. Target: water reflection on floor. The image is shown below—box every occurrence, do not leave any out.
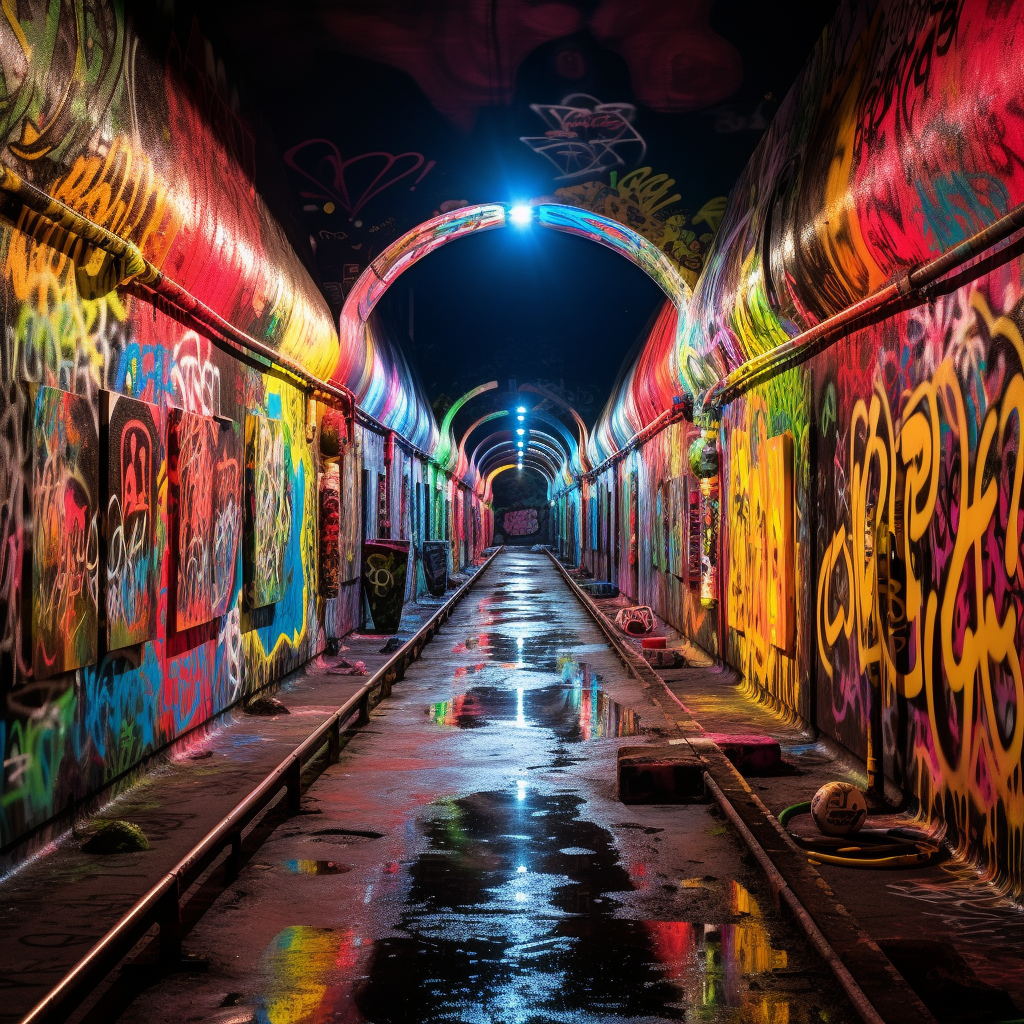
[256,791,795,1024]
[283,860,352,875]
[243,555,822,1024]
[428,660,640,741]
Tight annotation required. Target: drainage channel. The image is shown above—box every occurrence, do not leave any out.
[18,547,502,1024]
[99,550,858,1024]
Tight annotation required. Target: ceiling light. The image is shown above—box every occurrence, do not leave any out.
[516,406,526,414]
[517,415,524,422]
[516,428,525,436]
[509,205,533,226]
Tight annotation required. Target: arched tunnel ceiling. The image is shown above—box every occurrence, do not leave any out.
[200,0,839,433]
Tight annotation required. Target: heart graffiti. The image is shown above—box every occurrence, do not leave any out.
[284,140,435,219]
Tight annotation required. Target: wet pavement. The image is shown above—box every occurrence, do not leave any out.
[584,578,1024,1022]
[0,582,472,1024]
[115,552,853,1024]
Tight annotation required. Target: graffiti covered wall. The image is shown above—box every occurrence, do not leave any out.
[694,0,1024,891]
[0,1,339,851]
[555,0,1024,895]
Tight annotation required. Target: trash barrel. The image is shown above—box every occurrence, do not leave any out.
[361,539,410,634]
[421,540,450,597]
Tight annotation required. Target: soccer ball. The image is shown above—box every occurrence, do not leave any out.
[810,781,867,836]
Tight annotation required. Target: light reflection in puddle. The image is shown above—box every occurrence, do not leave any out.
[283,860,352,875]
[426,661,641,741]
[427,693,488,728]
[337,791,799,1023]
[255,925,362,1024]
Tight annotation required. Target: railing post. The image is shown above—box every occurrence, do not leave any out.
[327,718,341,764]
[286,758,302,814]
[158,883,182,966]
[224,831,243,880]
[357,695,371,726]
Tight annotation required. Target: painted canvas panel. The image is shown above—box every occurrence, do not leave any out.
[104,393,160,650]
[170,409,216,630]
[319,461,341,598]
[766,433,794,652]
[212,419,242,618]
[32,385,99,679]
[245,413,291,608]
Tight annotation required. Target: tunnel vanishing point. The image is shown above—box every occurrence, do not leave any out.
[2,2,1024,1023]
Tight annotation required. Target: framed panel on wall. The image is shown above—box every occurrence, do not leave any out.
[244,412,291,609]
[103,392,160,650]
[170,409,216,630]
[31,385,99,678]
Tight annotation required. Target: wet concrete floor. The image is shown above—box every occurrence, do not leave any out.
[116,552,853,1024]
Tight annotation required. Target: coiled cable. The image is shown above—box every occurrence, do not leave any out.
[778,801,944,869]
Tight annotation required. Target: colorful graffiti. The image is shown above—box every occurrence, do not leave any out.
[104,393,159,650]
[556,168,726,289]
[816,284,1024,891]
[553,0,1024,896]
[171,410,216,631]
[320,461,341,599]
[31,385,99,678]
[0,0,496,859]
[212,420,242,619]
[246,414,291,609]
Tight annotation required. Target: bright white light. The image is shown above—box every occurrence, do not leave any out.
[516,636,524,647]
[517,865,527,874]
[517,428,525,436]
[516,406,526,414]
[517,441,524,448]
[516,687,526,728]
[516,780,527,800]
[517,415,524,422]
[509,205,533,226]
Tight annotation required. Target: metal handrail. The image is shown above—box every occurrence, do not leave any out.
[19,546,502,1024]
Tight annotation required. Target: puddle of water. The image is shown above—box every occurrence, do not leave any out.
[284,860,352,875]
[450,630,581,669]
[426,662,640,741]
[427,693,489,728]
[345,790,793,1023]
[255,925,364,1024]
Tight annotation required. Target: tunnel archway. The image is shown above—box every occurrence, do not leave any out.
[333,203,692,472]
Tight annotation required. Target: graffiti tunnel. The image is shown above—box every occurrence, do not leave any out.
[3,2,1024,1023]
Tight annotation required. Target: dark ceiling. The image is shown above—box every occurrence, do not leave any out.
[196,0,840,423]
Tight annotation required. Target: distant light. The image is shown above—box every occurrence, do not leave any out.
[516,406,526,414]
[517,441,524,448]
[517,415,524,422]
[516,428,525,436]
[517,865,527,874]
[517,780,527,801]
[509,205,533,226]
